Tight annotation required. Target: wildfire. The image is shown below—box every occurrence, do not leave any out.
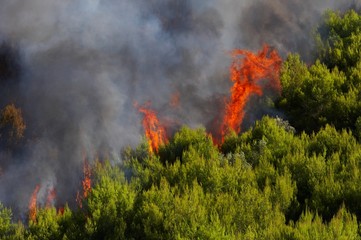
[135,102,167,153]
[28,185,40,222]
[46,187,56,208]
[58,207,65,216]
[76,157,91,208]
[22,44,281,221]
[82,160,91,198]
[220,45,282,141]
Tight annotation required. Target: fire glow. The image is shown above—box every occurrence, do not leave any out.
[27,156,92,216]
[28,185,58,221]
[135,102,168,153]
[136,45,282,146]
[28,185,40,222]
[134,45,282,146]
[220,45,282,141]
[25,45,282,218]
[76,158,92,208]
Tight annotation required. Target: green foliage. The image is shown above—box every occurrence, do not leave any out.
[278,54,349,132]
[279,9,361,134]
[85,162,136,240]
[0,203,15,239]
[222,116,361,223]
[1,116,361,238]
[125,118,361,238]
[27,208,62,239]
[290,206,360,240]
[317,10,361,72]
[3,8,361,240]
[158,126,217,164]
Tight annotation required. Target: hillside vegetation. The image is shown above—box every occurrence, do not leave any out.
[2,9,361,240]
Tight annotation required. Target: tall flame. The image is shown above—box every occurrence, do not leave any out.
[82,160,91,198]
[28,185,40,222]
[221,45,282,141]
[76,157,91,208]
[136,102,167,153]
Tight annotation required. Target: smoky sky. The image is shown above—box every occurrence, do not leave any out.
[0,0,359,214]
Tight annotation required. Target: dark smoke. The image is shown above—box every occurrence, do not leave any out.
[237,0,361,61]
[0,0,359,215]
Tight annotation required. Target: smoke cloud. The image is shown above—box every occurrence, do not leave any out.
[0,0,359,215]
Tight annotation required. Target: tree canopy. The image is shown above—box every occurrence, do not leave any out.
[278,9,361,135]
[2,8,361,240]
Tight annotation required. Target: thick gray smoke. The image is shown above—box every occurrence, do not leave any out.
[0,0,359,215]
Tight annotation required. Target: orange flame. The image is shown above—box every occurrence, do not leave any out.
[28,185,40,222]
[135,102,167,153]
[221,45,282,141]
[58,207,65,216]
[76,157,91,208]
[82,160,91,198]
[45,187,56,208]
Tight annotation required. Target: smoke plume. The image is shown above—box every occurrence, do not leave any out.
[0,0,359,215]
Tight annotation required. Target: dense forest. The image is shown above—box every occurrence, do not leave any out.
[2,8,361,240]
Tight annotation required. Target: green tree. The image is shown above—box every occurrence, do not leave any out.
[279,10,361,134]
[0,203,15,239]
[84,162,136,240]
[316,10,361,73]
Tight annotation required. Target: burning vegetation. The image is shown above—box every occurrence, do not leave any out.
[28,185,40,222]
[76,158,92,208]
[24,44,282,227]
[221,45,282,141]
[135,102,168,153]
[3,2,361,239]
[136,45,282,146]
